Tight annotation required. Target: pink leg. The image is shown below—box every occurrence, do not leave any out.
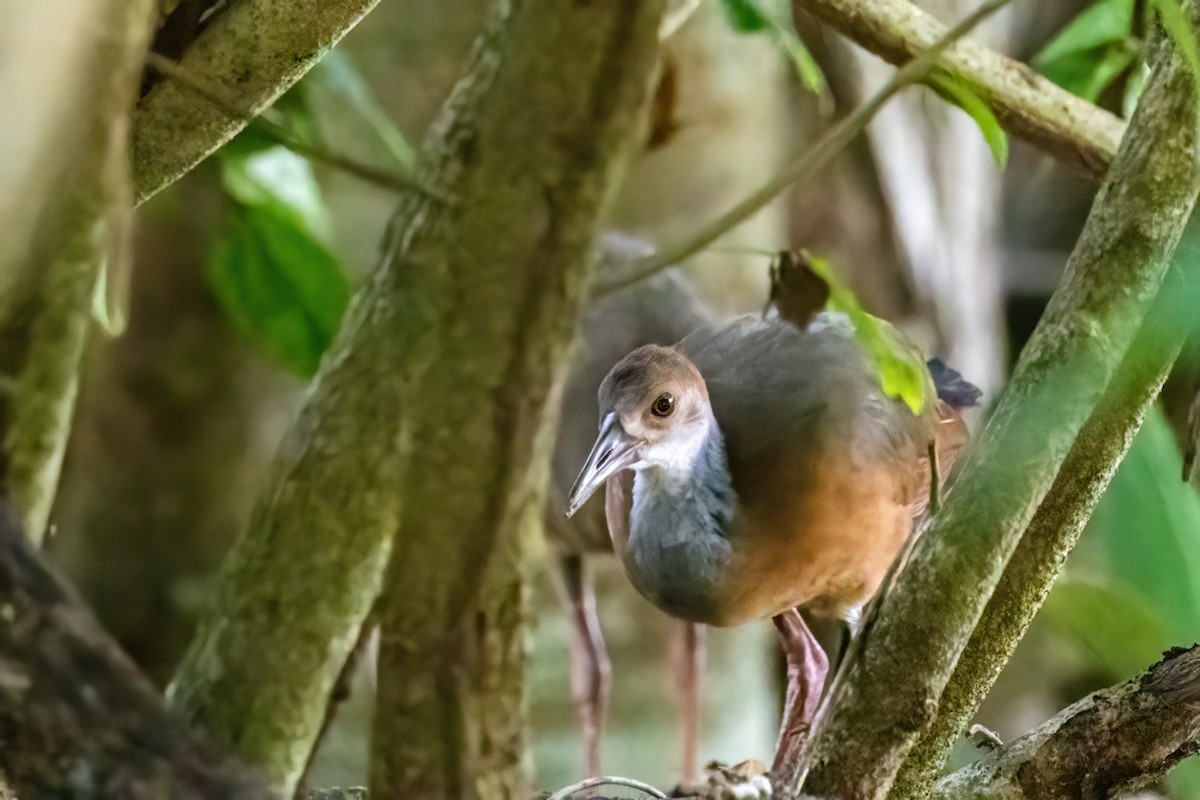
[770,609,830,776]
[563,555,611,776]
[679,621,706,785]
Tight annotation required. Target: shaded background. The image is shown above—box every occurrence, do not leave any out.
[21,0,1200,795]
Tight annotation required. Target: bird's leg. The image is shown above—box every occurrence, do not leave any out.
[679,621,707,785]
[562,554,611,776]
[770,609,829,778]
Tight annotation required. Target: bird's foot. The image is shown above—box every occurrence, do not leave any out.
[670,759,772,799]
[770,610,829,779]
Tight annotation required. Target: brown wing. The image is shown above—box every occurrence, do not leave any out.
[604,471,634,555]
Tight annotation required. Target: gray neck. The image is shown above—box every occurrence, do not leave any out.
[622,422,734,624]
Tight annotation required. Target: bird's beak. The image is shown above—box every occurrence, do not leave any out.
[567,414,641,517]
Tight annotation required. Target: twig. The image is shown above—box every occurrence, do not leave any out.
[5,0,156,544]
[932,645,1200,799]
[927,439,941,516]
[796,0,1125,179]
[597,0,1014,294]
[143,53,436,198]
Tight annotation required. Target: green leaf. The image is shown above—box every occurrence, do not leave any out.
[1085,407,1200,643]
[1038,39,1139,102]
[771,22,828,100]
[1150,0,1200,94]
[313,51,418,171]
[211,130,351,376]
[1122,58,1150,117]
[1168,760,1200,800]
[1033,0,1135,67]
[806,255,931,414]
[1033,0,1141,103]
[717,0,771,32]
[927,74,1009,166]
[1041,406,1200,796]
[716,0,828,102]
[207,203,349,377]
[219,139,331,242]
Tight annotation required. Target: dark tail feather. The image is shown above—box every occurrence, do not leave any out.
[927,358,982,410]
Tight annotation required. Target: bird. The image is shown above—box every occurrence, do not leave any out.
[566,309,978,776]
[544,233,713,780]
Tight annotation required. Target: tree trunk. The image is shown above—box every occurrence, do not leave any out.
[367,3,666,798]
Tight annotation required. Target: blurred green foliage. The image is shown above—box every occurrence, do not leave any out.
[1033,0,1140,103]
[1033,0,1200,113]
[1043,405,1200,796]
[310,51,418,172]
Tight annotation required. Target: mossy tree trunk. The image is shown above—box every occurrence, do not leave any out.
[166,1,665,797]
[367,3,666,798]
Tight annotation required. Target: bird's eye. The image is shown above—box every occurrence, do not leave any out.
[651,393,675,417]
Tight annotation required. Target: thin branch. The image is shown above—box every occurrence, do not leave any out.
[5,0,157,544]
[799,4,1200,795]
[598,0,1013,294]
[891,241,1200,795]
[142,53,435,198]
[795,0,1125,179]
[933,645,1200,799]
[132,0,382,204]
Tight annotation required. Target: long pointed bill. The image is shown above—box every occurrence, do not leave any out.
[567,413,642,517]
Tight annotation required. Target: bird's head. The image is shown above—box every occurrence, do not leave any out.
[566,345,712,516]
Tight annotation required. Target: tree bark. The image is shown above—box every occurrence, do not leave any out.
[367,3,666,798]
[133,0,383,204]
[932,646,1200,800]
[801,5,1200,796]
[166,1,664,797]
[0,506,272,799]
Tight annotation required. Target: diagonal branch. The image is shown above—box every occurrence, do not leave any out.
[141,52,428,197]
[890,233,1200,795]
[800,5,1200,797]
[605,0,1013,292]
[795,0,1125,178]
[132,0,382,205]
[933,645,1200,799]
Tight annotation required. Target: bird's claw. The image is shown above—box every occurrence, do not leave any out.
[671,760,772,800]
